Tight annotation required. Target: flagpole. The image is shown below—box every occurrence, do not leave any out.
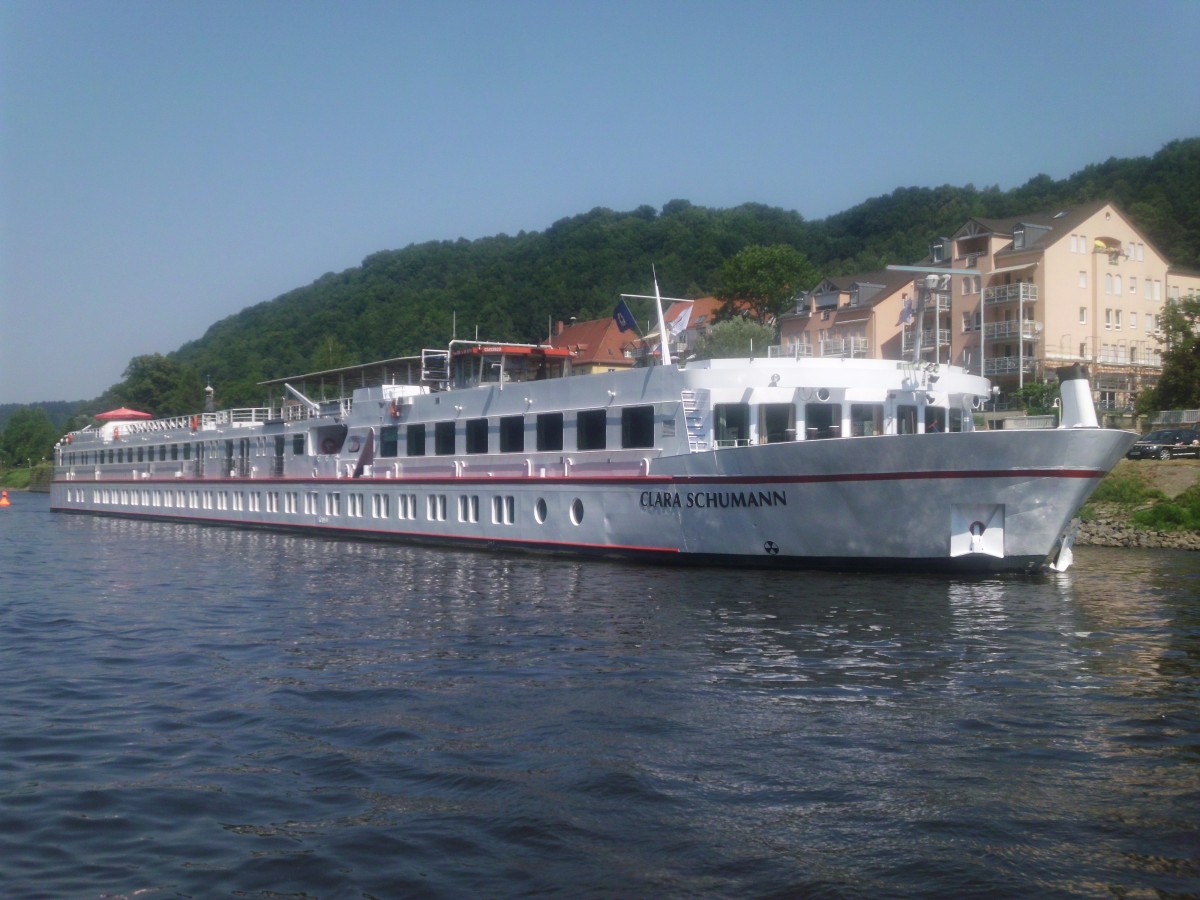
[653,266,672,366]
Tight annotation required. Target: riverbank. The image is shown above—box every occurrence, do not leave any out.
[1077,458,1200,550]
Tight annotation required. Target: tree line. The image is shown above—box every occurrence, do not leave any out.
[3,137,1199,467]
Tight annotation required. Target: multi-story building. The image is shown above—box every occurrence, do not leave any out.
[935,200,1185,411]
[782,201,1200,413]
[776,269,923,362]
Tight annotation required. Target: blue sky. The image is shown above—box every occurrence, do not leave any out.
[2,0,1197,404]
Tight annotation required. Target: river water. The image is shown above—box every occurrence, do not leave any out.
[1,493,1197,898]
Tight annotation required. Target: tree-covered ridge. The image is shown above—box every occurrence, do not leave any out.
[10,138,1200,424]
[161,138,1198,408]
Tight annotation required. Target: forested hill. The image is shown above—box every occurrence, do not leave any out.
[101,136,1200,411]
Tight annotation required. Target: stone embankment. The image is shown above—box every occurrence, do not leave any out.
[1076,503,1200,550]
[1075,459,1200,551]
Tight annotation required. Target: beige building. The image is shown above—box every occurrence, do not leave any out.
[781,201,1200,413]
[776,269,921,361]
[937,200,1186,411]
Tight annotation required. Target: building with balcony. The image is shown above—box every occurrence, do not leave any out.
[924,200,1200,410]
[777,269,920,362]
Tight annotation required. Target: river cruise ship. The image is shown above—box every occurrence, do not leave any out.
[50,341,1134,573]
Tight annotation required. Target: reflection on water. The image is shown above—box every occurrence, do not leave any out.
[1,500,1198,897]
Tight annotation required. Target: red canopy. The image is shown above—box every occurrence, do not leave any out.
[95,407,153,421]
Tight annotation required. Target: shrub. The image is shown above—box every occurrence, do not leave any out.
[1130,484,1200,532]
[1087,470,1166,505]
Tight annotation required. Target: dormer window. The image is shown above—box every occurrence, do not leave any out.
[930,238,949,263]
[1013,226,1025,250]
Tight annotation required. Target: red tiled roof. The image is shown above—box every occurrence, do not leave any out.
[550,317,639,366]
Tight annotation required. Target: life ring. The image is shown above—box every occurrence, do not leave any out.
[321,437,338,454]
[347,436,361,453]
[191,415,199,431]
[389,399,400,417]
[66,434,73,444]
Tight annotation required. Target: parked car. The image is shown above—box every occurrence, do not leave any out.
[1126,427,1200,460]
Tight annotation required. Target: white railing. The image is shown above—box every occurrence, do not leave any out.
[768,343,814,358]
[983,283,1038,305]
[1094,349,1163,366]
[902,329,951,352]
[1151,409,1200,425]
[820,337,869,358]
[983,356,1038,375]
[983,320,1043,341]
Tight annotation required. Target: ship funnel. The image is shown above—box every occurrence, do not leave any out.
[1055,364,1099,429]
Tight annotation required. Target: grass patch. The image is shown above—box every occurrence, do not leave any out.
[1086,469,1166,505]
[1130,484,1200,533]
[0,467,33,490]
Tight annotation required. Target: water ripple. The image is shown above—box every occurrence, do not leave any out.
[1,499,1197,897]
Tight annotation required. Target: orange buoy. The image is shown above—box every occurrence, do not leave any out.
[0,490,10,507]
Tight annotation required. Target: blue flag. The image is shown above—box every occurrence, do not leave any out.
[613,298,636,333]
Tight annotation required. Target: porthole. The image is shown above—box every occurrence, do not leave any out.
[535,497,548,524]
[570,498,584,525]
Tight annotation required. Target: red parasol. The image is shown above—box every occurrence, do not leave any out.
[95,407,153,421]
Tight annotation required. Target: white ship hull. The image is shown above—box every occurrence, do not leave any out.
[51,355,1135,573]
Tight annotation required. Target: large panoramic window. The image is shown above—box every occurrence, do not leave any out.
[380,425,399,458]
[850,404,883,437]
[536,413,563,452]
[500,416,524,453]
[714,403,750,446]
[435,421,455,456]
[577,409,607,451]
[406,423,426,457]
[804,403,841,439]
[759,403,796,443]
[620,406,655,449]
[465,418,488,454]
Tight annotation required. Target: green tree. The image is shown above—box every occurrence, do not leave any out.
[0,407,60,468]
[1012,380,1059,416]
[311,336,352,372]
[117,354,204,417]
[716,244,818,325]
[694,319,778,359]
[1141,295,1200,411]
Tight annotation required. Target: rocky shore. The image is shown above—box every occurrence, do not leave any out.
[1076,503,1200,550]
[1074,459,1200,551]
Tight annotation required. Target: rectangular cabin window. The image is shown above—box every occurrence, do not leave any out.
[499,415,524,453]
[159,445,166,461]
[292,434,305,455]
[714,403,750,446]
[435,421,456,456]
[406,423,426,456]
[183,443,191,460]
[465,418,488,454]
[576,409,607,450]
[536,413,563,451]
[380,425,399,458]
[850,404,883,436]
[621,405,655,449]
[897,405,918,435]
[138,447,145,463]
[760,403,796,443]
[949,408,964,432]
[925,407,946,433]
[804,403,841,439]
